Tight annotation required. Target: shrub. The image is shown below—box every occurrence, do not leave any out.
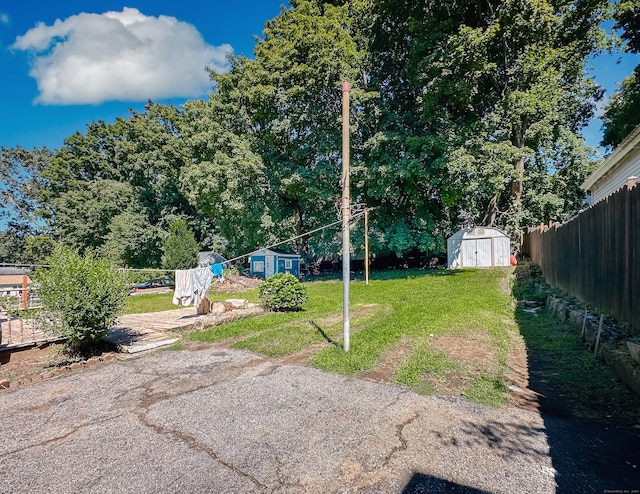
[35,246,131,349]
[258,273,308,312]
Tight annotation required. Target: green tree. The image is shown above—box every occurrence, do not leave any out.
[35,246,130,350]
[602,0,640,148]
[101,208,165,268]
[162,218,199,270]
[199,0,374,259]
[114,102,195,228]
[0,226,27,264]
[49,180,134,254]
[179,97,269,257]
[367,0,607,248]
[0,146,52,234]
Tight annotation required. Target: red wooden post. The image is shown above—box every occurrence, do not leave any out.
[21,275,28,308]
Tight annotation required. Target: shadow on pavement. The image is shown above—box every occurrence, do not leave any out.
[512,306,640,492]
[402,473,490,493]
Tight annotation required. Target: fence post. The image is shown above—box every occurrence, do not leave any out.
[21,276,28,309]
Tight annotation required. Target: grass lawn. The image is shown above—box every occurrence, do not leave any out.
[187,268,518,406]
[127,267,640,420]
[123,293,176,314]
[123,286,260,315]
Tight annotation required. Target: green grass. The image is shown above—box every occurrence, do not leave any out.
[123,264,640,418]
[516,307,640,424]
[122,292,177,314]
[187,268,517,406]
[393,339,460,385]
[122,287,260,315]
[511,262,640,425]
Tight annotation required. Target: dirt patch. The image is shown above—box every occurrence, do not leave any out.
[359,336,412,382]
[422,369,469,396]
[504,339,544,414]
[276,343,329,366]
[315,304,382,327]
[407,332,499,397]
[209,274,263,294]
[430,332,496,369]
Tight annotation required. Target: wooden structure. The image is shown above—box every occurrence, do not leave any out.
[522,179,639,332]
[249,248,301,279]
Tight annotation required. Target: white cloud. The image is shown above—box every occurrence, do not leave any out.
[0,13,9,25]
[11,7,232,105]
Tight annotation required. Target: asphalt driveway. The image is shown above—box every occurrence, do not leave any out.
[0,345,638,493]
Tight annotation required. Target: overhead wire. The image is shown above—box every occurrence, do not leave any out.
[1,208,374,273]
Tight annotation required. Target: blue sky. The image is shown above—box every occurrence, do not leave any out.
[0,2,638,152]
[0,1,284,151]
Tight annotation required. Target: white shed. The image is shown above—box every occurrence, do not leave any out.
[447,227,510,269]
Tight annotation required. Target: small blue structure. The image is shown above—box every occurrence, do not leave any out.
[249,248,301,279]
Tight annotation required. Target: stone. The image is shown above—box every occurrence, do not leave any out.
[0,379,10,389]
[225,298,248,309]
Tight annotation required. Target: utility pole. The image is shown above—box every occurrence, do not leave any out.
[365,209,369,286]
[341,81,351,352]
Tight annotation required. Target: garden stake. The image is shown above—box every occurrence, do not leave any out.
[594,313,604,357]
[580,308,588,340]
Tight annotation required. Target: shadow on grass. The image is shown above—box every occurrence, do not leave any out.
[510,263,640,493]
[310,321,340,347]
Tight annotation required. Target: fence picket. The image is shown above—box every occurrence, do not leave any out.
[522,184,640,331]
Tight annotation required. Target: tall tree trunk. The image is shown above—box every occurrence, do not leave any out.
[510,126,525,211]
[482,125,526,227]
[482,193,500,227]
[294,204,307,258]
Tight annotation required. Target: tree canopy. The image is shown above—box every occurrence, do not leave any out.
[1,0,625,267]
[601,0,640,148]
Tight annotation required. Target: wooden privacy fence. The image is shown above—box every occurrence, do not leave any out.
[522,181,640,331]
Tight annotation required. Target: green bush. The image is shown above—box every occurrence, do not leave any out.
[35,246,131,349]
[258,273,308,312]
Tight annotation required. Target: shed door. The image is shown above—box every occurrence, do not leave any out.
[461,240,476,267]
[476,238,492,267]
[462,239,492,267]
[265,256,275,278]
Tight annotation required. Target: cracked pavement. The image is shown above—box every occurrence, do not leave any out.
[1,345,639,493]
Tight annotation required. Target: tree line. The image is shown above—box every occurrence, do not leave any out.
[1,0,637,269]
